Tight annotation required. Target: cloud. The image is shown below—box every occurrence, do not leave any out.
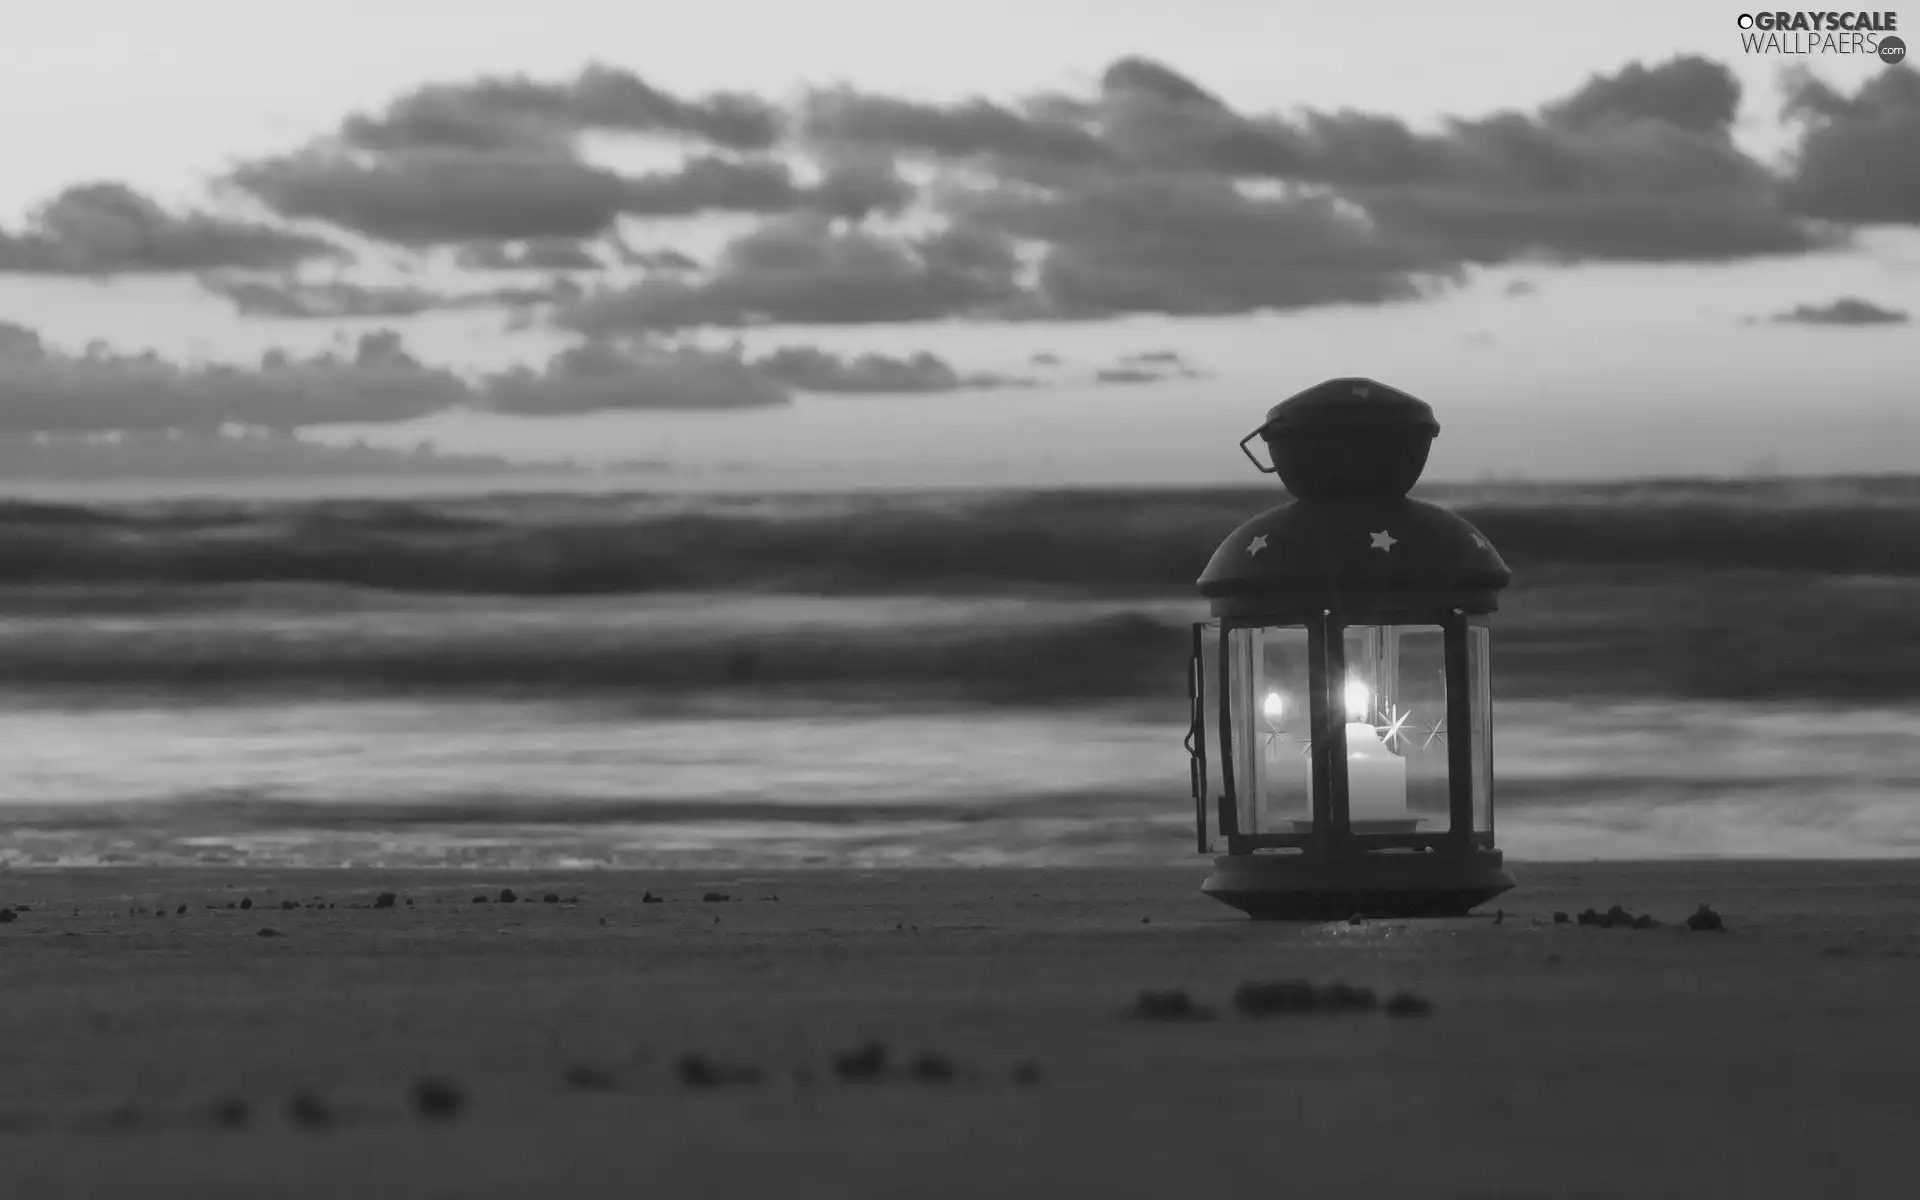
[481,340,787,414]
[616,245,702,271]
[749,345,1026,393]
[20,53,1904,331]
[1503,279,1538,296]
[455,238,606,270]
[1781,68,1920,225]
[199,273,583,319]
[557,216,1027,334]
[0,183,341,275]
[800,86,1112,175]
[1095,349,1204,384]
[230,147,635,245]
[0,326,466,433]
[338,64,780,154]
[1766,296,1910,326]
[233,136,913,247]
[0,318,1070,432]
[962,171,1452,316]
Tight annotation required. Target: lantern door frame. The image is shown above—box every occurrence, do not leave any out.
[1195,608,1495,858]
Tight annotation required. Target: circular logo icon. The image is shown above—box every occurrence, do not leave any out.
[1882,35,1907,65]
[1737,13,1755,29]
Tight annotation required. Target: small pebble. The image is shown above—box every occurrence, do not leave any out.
[471,896,488,904]
[209,1097,249,1128]
[175,904,186,915]
[1140,917,1151,924]
[498,889,518,904]
[642,892,664,904]
[0,910,17,924]
[543,893,560,904]
[1552,911,1569,924]
[1383,992,1436,1018]
[239,898,252,910]
[702,892,730,903]
[1011,1060,1043,1086]
[373,892,397,909]
[280,899,298,910]
[410,1077,464,1121]
[256,928,284,938]
[1347,913,1366,926]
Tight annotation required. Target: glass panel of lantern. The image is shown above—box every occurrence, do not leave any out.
[1338,623,1450,833]
[1225,625,1314,837]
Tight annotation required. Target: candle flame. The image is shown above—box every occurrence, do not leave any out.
[1261,691,1284,721]
[1343,679,1371,722]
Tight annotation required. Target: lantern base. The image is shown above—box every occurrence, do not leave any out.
[1201,849,1514,920]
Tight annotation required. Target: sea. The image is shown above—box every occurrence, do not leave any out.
[0,481,1915,871]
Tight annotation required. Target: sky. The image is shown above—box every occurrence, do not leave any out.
[0,0,1915,486]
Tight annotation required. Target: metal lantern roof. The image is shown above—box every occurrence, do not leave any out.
[1197,377,1512,618]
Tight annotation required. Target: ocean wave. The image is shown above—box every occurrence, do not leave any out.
[0,482,1916,596]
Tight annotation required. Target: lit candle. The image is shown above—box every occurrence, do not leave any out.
[1342,680,1407,823]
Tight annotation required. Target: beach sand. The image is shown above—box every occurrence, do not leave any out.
[0,861,1915,1198]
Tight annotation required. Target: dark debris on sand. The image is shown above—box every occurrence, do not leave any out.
[255,928,284,938]
[832,1041,890,1081]
[543,893,560,904]
[642,891,664,904]
[1233,980,1379,1017]
[0,909,14,924]
[1687,904,1726,932]
[1383,991,1436,1017]
[209,1097,249,1128]
[286,1092,332,1130]
[562,1064,620,1091]
[1576,905,1660,929]
[498,889,518,904]
[907,1053,957,1084]
[410,1077,464,1121]
[1012,1060,1043,1086]
[1130,989,1218,1022]
[677,1053,763,1088]
[702,892,731,903]
[373,892,397,909]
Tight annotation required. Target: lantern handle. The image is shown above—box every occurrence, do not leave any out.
[1238,426,1278,474]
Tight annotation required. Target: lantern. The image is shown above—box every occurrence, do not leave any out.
[1185,378,1514,919]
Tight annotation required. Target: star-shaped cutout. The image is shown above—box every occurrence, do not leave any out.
[1247,534,1268,556]
[1369,530,1396,552]
[1421,716,1447,750]
[1375,705,1414,751]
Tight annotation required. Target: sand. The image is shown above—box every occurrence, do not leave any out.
[0,860,1915,1198]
